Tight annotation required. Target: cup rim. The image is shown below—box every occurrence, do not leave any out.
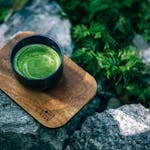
[10,34,64,81]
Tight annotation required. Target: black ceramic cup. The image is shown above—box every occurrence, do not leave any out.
[10,35,63,90]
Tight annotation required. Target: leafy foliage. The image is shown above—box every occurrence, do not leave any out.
[0,8,10,22]
[0,0,29,22]
[0,0,11,22]
[58,0,150,108]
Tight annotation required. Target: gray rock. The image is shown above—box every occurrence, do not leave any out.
[65,104,150,150]
[0,90,68,150]
[0,90,101,150]
[0,127,68,150]
[0,91,39,134]
[133,34,150,64]
[107,97,122,109]
[0,89,101,149]
[133,34,149,50]
[67,97,101,134]
[0,0,73,56]
[133,34,150,85]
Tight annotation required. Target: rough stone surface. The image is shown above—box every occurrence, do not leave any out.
[107,97,123,109]
[133,34,150,64]
[65,104,150,150]
[0,0,73,56]
[0,91,39,134]
[0,125,68,150]
[0,87,101,150]
[67,97,101,134]
[133,34,150,85]
[0,89,67,150]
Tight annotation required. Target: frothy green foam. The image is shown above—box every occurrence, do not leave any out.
[13,44,61,79]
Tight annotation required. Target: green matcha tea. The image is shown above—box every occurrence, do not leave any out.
[13,44,61,79]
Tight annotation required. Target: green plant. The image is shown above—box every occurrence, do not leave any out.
[0,0,29,22]
[0,8,10,22]
[58,0,150,108]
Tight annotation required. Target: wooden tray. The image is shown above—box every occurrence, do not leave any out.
[0,32,97,128]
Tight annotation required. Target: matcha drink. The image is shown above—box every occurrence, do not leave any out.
[13,44,61,79]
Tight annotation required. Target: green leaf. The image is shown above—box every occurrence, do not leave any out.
[0,8,10,22]
[58,0,150,108]
[73,25,90,40]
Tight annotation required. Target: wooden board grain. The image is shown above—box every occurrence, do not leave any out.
[0,32,97,128]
